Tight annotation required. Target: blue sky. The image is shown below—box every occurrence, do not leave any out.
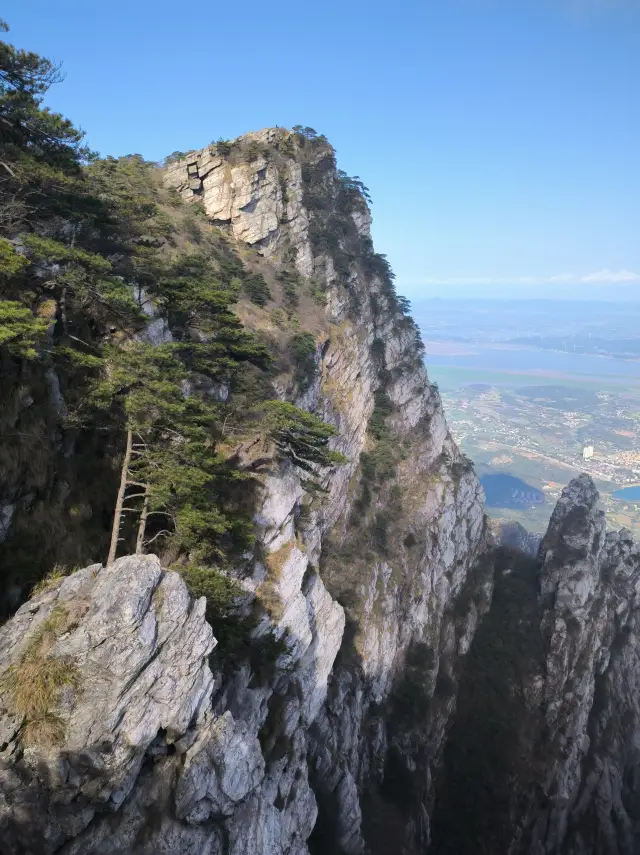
[7,0,640,299]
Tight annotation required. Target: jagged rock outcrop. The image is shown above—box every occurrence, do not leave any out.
[522,475,640,855]
[431,474,640,855]
[164,130,315,279]
[490,518,541,556]
[0,555,218,852]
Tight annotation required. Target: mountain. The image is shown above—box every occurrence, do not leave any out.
[2,36,640,855]
[434,474,640,855]
[0,121,491,854]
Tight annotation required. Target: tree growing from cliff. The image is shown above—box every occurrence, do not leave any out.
[0,299,48,357]
[94,343,240,565]
[98,344,346,564]
[0,23,348,606]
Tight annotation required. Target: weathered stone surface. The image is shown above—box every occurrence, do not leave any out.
[299,572,345,723]
[176,712,265,821]
[439,477,640,855]
[489,518,541,556]
[2,128,497,855]
[517,478,640,855]
[0,555,217,853]
[164,130,314,278]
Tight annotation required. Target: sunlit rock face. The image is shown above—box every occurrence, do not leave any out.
[4,126,640,855]
[1,129,494,855]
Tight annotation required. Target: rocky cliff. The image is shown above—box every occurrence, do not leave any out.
[0,128,492,854]
[4,477,640,855]
[432,474,640,855]
[163,129,492,854]
[2,125,639,855]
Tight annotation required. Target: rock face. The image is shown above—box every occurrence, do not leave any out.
[0,555,218,853]
[521,475,640,855]
[167,128,493,853]
[5,481,640,855]
[431,474,640,855]
[164,130,314,278]
[0,129,493,854]
[5,128,639,855]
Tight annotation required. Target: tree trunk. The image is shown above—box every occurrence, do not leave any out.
[107,429,133,566]
[135,487,149,555]
[60,286,68,335]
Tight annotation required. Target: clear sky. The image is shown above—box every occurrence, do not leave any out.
[7,0,640,299]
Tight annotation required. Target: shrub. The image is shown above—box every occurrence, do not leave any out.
[371,337,385,364]
[360,441,396,485]
[269,307,287,327]
[176,563,286,675]
[214,138,232,156]
[163,151,186,165]
[368,390,394,440]
[372,511,389,552]
[245,141,263,161]
[289,332,318,392]
[244,273,271,307]
[278,271,299,311]
[308,277,326,305]
[296,502,312,527]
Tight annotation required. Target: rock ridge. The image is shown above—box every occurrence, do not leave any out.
[1,127,493,854]
[430,474,640,855]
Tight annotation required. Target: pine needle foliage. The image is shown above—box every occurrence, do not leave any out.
[0,23,346,601]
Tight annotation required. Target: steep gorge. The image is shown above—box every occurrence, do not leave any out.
[1,124,639,855]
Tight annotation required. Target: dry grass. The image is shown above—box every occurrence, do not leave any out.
[265,541,295,580]
[152,584,165,612]
[255,583,284,621]
[256,540,296,621]
[30,564,71,598]
[2,603,82,746]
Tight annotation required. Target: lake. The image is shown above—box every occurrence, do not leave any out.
[480,474,545,509]
[426,345,640,381]
[612,487,640,501]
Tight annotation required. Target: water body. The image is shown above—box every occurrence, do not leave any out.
[612,487,640,501]
[481,474,545,509]
[426,345,640,380]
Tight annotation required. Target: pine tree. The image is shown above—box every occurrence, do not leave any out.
[0,21,139,365]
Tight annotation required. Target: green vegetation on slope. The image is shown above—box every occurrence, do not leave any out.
[0,23,344,621]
